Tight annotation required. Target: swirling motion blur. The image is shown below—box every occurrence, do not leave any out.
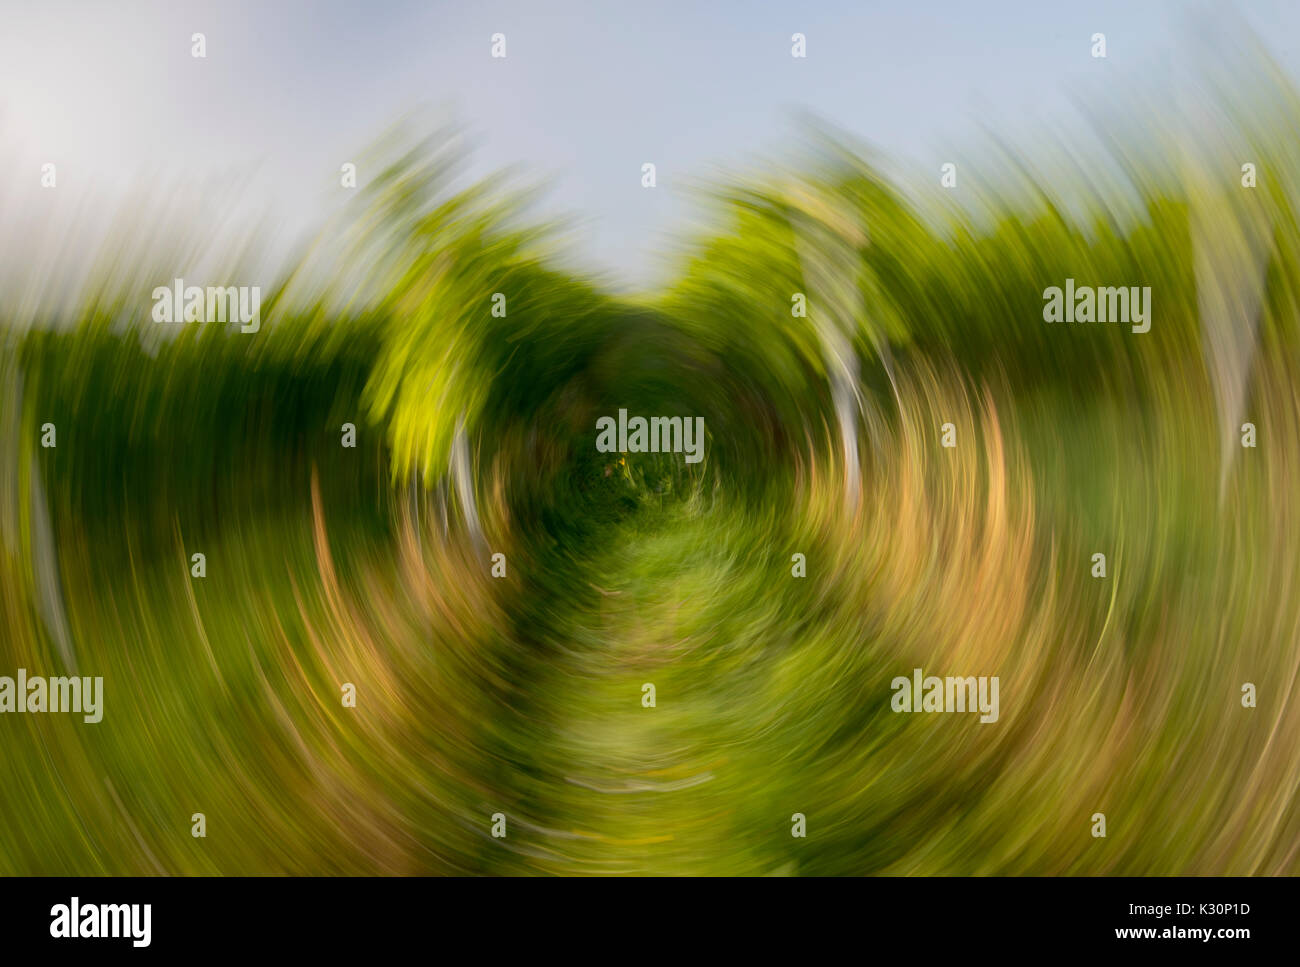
[3,67,1300,874]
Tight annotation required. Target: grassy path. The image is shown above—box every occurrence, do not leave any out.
[502,497,780,874]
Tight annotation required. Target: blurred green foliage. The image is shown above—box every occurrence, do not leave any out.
[3,73,1300,874]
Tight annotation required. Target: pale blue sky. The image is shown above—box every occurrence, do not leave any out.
[2,0,1298,291]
